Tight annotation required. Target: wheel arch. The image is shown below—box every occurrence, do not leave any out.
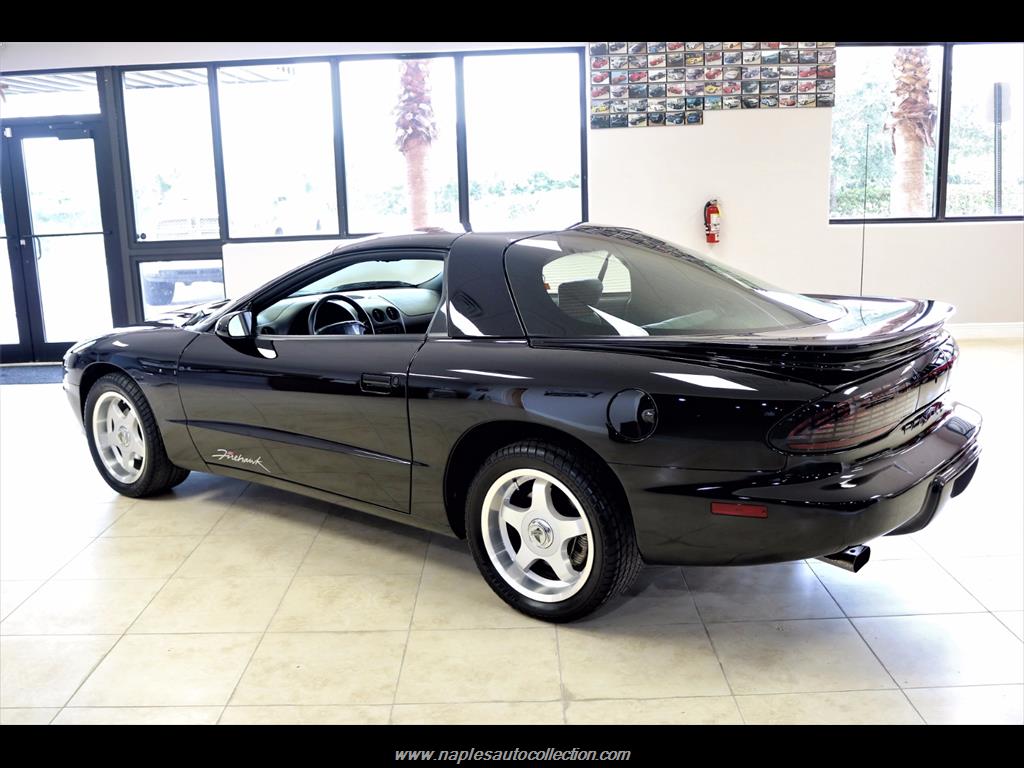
[78,362,131,417]
[442,420,631,539]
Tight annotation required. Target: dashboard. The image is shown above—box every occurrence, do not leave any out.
[255,287,441,336]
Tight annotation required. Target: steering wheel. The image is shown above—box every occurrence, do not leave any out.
[307,294,375,336]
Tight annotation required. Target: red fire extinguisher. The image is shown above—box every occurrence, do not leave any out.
[704,199,721,244]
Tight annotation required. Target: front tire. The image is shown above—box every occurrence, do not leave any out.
[84,372,190,497]
[465,440,641,622]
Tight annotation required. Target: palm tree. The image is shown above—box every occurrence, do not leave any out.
[394,60,439,230]
[887,47,938,216]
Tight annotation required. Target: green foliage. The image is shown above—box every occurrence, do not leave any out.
[831,52,1022,217]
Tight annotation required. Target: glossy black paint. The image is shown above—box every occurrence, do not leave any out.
[63,227,983,567]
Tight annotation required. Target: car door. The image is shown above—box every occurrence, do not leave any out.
[177,252,440,513]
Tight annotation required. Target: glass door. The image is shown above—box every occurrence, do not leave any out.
[1,121,125,362]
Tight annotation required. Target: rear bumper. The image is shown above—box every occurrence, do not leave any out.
[615,403,982,566]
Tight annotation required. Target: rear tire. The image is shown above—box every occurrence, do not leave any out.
[465,440,641,622]
[84,372,190,498]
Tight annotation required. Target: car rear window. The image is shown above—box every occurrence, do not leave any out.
[504,227,844,337]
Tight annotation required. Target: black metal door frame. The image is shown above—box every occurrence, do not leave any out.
[0,118,127,363]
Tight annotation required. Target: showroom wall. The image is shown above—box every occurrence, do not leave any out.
[4,41,1020,326]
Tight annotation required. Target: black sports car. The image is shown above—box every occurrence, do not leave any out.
[63,225,982,622]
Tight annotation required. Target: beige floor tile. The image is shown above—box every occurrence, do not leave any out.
[558,624,729,701]
[861,535,928,561]
[940,556,1024,612]
[232,631,406,706]
[175,532,314,578]
[220,705,391,725]
[128,473,248,513]
[708,618,894,695]
[0,635,117,708]
[56,536,201,580]
[130,577,292,634]
[1,579,164,635]
[996,611,1024,641]
[565,696,741,725]
[70,633,260,707]
[2,503,127,539]
[0,708,60,725]
[298,514,430,576]
[736,690,922,724]
[915,503,1024,560]
[233,482,332,509]
[210,501,327,539]
[808,558,984,617]
[411,539,541,630]
[392,701,565,725]
[102,505,227,537]
[577,567,701,628]
[53,706,222,725]
[854,614,1024,688]
[684,563,842,622]
[0,581,41,621]
[270,574,419,632]
[1,537,94,580]
[905,685,1024,725]
[397,628,561,704]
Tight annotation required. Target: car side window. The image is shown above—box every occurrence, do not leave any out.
[540,252,631,328]
[253,254,445,337]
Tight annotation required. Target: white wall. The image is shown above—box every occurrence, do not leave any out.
[588,108,1024,324]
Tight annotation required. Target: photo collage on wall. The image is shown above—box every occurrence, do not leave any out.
[589,42,836,129]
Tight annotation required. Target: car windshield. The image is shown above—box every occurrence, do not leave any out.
[504,226,845,337]
[295,258,443,296]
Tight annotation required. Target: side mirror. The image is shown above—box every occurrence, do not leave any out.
[215,310,253,339]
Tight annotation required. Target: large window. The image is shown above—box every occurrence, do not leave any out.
[830,42,1024,221]
[11,50,584,328]
[464,53,584,230]
[122,69,220,241]
[830,46,944,219]
[340,58,459,233]
[946,44,1024,217]
[217,62,339,238]
[0,72,100,118]
[139,260,225,320]
[115,50,584,246]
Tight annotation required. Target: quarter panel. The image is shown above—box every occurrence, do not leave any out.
[407,338,825,531]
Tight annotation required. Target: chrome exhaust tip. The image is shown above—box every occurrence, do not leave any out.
[816,544,870,573]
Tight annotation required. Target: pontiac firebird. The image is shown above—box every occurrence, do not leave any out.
[63,224,981,622]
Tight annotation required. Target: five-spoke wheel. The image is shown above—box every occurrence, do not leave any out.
[466,440,642,622]
[481,469,594,603]
[84,372,190,497]
[92,391,147,484]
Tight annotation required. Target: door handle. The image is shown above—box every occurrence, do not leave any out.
[360,373,396,394]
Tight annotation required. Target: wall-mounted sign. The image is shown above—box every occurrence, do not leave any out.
[589,42,836,128]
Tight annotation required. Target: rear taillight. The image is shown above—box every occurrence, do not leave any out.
[770,350,956,453]
[778,386,918,452]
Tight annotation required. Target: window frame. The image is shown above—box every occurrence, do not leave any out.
[3,48,587,326]
[830,41,1024,224]
[111,47,588,247]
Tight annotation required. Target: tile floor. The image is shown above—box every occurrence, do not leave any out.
[0,338,1021,725]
